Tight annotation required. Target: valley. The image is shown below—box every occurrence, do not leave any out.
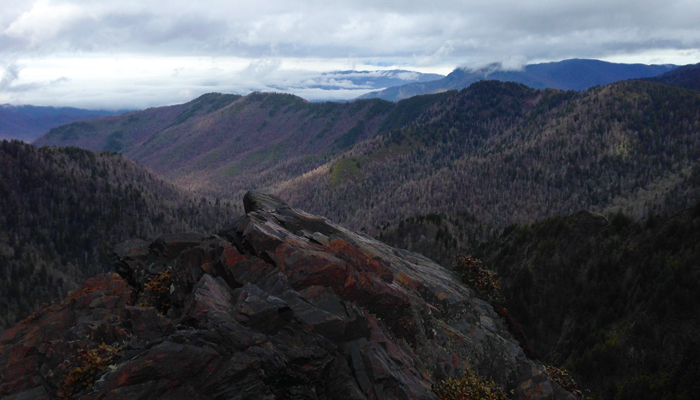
[2,64,700,399]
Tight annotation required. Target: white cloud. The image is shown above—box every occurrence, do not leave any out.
[4,0,89,46]
[0,0,699,108]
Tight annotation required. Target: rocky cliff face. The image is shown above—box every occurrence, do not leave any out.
[0,192,573,399]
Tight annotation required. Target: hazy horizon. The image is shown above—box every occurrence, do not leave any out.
[2,0,699,110]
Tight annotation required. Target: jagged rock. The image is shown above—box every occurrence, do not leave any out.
[0,191,575,399]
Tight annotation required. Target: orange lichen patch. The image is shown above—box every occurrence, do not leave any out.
[328,238,393,282]
[274,243,349,290]
[220,241,247,266]
[394,271,423,292]
[452,352,460,368]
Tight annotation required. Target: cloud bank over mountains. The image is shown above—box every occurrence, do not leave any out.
[1,0,699,109]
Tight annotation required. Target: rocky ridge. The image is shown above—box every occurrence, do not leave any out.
[0,192,573,399]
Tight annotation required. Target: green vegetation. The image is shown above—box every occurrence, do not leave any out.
[172,93,241,126]
[476,204,700,399]
[102,130,125,152]
[333,120,366,150]
[329,158,361,186]
[48,121,96,141]
[376,211,490,267]
[379,91,454,133]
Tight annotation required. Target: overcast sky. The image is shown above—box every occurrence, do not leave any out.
[1,0,699,110]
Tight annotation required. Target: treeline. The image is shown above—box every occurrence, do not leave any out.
[375,211,493,267]
[475,204,700,399]
[0,140,238,330]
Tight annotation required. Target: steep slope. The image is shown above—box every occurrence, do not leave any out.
[0,191,574,400]
[35,79,700,248]
[476,204,700,399]
[277,80,700,234]
[0,140,237,331]
[34,92,242,152]
[642,62,700,92]
[359,59,676,101]
[35,91,452,197]
[0,104,122,142]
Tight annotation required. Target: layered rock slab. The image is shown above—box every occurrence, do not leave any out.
[0,191,573,399]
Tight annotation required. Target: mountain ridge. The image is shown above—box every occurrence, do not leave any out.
[358,59,677,101]
[34,79,700,238]
[641,62,700,92]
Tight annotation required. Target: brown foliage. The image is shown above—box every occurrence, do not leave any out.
[140,269,172,312]
[58,342,122,399]
[433,368,508,400]
[454,256,503,304]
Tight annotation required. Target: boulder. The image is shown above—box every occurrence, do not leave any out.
[0,191,575,399]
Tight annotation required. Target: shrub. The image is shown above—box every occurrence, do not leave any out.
[544,365,585,399]
[454,256,503,303]
[58,342,122,398]
[140,269,172,312]
[432,369,508,400]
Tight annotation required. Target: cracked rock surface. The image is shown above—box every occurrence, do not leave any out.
[0,191,574,399]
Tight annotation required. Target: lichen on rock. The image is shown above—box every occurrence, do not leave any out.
[0,191,574,399]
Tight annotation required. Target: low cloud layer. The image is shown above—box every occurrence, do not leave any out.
[1,0,699,109]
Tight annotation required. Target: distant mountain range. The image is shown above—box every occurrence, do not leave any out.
[0,70,443,142]
[358,59,678,101]
[0,105,127,142]
[34,91,449,199]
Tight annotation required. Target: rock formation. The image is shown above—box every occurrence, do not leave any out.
[0,191,574,399]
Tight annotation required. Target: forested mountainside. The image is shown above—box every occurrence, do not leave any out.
[375,160,700,270]
[0,140,237,330]
[277,80,700,234]
[35,79,700,241]
[34,93,244,152]
[642,63,700,92]
[35,79,700,242]
[474,203,700,400]
[358,59,677,102]
[35,91,449,197]
[0,105,121,142]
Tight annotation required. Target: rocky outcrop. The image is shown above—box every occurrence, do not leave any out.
[0,191,574,399]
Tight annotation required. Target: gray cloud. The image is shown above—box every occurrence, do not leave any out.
[4,0,699,60]
[1,0,699,108]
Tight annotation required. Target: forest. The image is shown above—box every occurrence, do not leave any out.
[0,140,236,329]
